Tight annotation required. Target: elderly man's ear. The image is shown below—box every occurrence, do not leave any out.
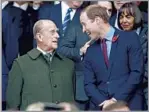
[36,33,43,42]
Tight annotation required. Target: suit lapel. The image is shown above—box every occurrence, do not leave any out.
[71,8,81,24]
[108,29,120,76]
[57,3,63,30]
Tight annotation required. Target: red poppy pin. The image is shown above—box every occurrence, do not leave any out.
[112,34,119,42]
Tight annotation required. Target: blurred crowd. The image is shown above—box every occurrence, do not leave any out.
[2,1,148,111]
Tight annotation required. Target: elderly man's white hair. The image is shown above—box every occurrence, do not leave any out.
[33,20,54,39]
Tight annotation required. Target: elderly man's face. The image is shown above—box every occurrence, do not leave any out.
[80,12,100,40]
[39,22,59,51]
[66,1,83,9]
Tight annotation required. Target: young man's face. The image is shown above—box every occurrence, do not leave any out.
[80,12,100,40]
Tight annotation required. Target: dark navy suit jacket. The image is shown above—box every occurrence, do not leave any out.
[83,28,144,110]
[38,2,81,38]
[2,10,10,101]
[2,5,22,101]
[3,4,38,69]
[57,24,90,101]
[2,3,38,101]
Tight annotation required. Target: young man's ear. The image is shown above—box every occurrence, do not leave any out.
[36,33,43,42]
[95,16,102,25]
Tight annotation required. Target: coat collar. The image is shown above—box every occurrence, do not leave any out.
[28,48,64,60]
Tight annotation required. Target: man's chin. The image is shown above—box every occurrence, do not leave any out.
[53,45,58,49]
[89,35,98,41]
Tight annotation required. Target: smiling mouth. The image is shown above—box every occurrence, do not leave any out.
[122,24,130,28]
[121,22,130,26]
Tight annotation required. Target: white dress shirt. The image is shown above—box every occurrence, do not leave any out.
[37,46,47,55]
[54,1,60,5]
[61,1,76,24]
[32,3,40,10]
[2,1,9,9]
[37,47,54,62]
[13,2,28,11]
[114,11,120,30]
[136,27,141,35]
[37,47,53,55]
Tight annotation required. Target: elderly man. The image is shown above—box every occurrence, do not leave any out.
[38,1,90,110]
[6,20,75,110]
[80,5,144,110]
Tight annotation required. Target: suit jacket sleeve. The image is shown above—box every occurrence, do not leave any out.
[2,50,9,74]
[57,25,81,62]
[83,48,108,105]
[2,10,10,74]
[2,10,11,101]
[6,60,23,109]
[114,32,144,101]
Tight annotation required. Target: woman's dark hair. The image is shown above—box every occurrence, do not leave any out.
[118,2,143,30]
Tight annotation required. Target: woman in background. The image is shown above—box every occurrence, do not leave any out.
[117,2,148,110]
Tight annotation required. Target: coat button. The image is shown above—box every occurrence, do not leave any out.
[28,13,31,16]
[51,70,54,73]
[55,101,59,104]
[106,81,110,84]
[53,84,57,88]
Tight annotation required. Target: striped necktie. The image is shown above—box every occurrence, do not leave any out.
[43,53,53,62]
[62,8,72,33]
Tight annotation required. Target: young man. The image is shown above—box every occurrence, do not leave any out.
[80,5,144,110]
